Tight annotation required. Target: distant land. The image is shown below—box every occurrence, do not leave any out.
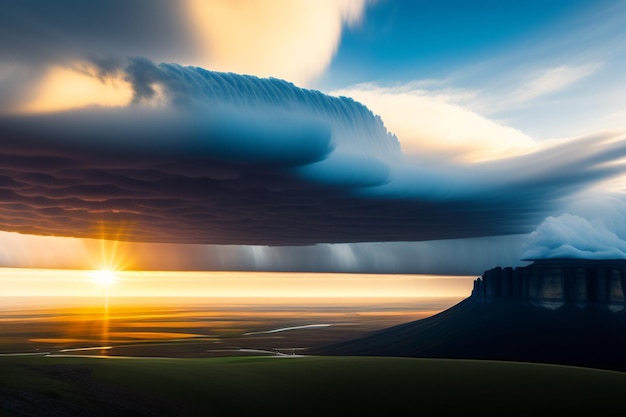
[3,260,626,415]
[313,259,626,372]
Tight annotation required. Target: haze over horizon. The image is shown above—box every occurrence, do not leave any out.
[1,0,626,276]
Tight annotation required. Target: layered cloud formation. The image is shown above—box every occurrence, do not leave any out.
[1,59,626,247]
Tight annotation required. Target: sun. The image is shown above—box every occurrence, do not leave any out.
[90,269,118,287]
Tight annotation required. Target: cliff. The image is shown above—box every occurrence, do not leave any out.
[314,259,626,372]
[471,259,626,311]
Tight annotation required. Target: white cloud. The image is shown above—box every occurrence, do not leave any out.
[186,0,369,86]
[522,192,626,260]
[330,83,537,162]
[507,64,601,105]
[522,213,626,260]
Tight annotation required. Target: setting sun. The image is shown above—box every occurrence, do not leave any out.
[90,269,118,287]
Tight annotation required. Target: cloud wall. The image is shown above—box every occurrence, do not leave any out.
[0,59,625,247]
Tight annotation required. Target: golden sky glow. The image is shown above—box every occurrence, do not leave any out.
[186,0,366,86]
[0,268,475,299]
[0,229,138,271]
[18,65,133,114]
[89,269,118,287]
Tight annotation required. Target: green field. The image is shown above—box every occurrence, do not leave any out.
[2,355,626,416]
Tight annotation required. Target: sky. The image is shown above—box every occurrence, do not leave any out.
[1,0,626,277]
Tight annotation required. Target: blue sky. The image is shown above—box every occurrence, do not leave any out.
[0,1,625,275]
[322,0,595,88]
[320,0,626,141]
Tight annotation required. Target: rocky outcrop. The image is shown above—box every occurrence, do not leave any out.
[472,259,626,311]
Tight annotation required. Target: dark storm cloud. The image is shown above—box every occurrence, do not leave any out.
[0,59,625,245]
[0,1,195,66]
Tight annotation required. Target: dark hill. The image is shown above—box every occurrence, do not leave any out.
[313,260,626,372]
[312,297,626,372]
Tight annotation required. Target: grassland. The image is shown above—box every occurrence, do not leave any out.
[2,355,626,416]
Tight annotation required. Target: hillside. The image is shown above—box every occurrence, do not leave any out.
[2,356,626,415]
[313,262,626,372]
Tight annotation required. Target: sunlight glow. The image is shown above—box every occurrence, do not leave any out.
[0,268,475,299]
[90,269,118,287]
[185,0,367,86]
[19,64,133,114]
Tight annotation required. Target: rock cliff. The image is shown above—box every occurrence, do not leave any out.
[472,259,626,311]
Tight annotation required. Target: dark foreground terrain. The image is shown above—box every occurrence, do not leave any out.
[313,296,626,372]
[4,292,626,416]
[2,355,626,416]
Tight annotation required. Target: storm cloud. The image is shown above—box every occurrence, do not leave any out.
[0,1,194,67]
[1,59,626,246]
